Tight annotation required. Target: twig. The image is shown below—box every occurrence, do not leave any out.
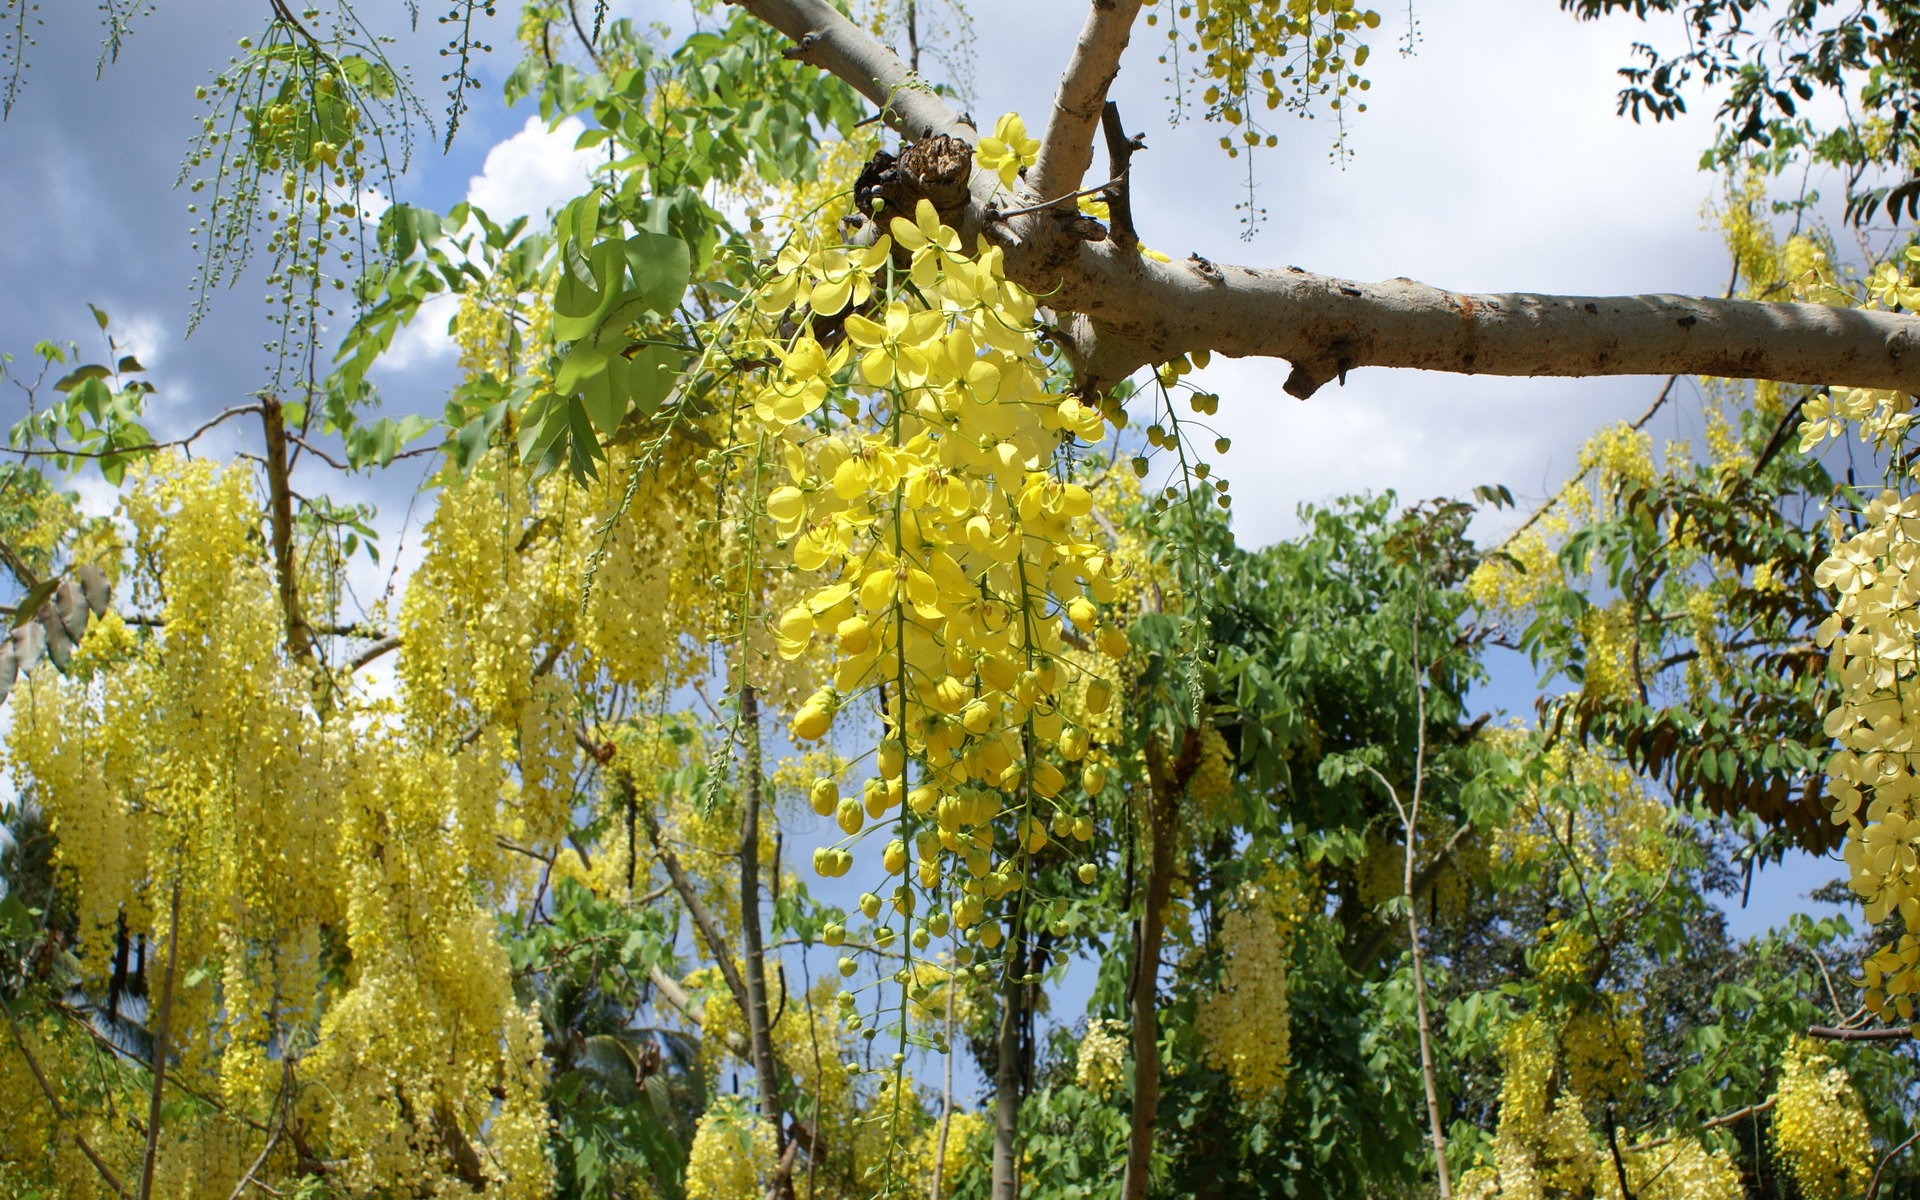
[344,633,401,673]
[0,402,264,464]
[932,962,956,1199]
[46,999,260,1129]
[1365,586,1452,1199]
[648,965,750,1058]
[1867,1129,1920,1200]
[987,178,1122,222]
[223,1108,284,1200]
[0,533,42,591]
[645,812,753,1015]
[1629,1097,1775,1152]
[1099,102,1142,251]
[286,434,348,471]
[1807,1023,1914,1041]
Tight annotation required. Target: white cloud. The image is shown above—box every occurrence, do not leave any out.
[109,309,170,374]
[375,292,462,373]
[362,116,598,375]
[465,114,599,224]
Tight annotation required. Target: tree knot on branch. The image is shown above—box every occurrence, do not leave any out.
[1188,254,1223,285]
[1284,348,1356,400]
[780,31,822,61]
[896,132,974,215]
[857,134,974,225]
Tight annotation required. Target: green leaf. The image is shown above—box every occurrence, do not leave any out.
[625,343,682,415]
[555,341,613,395]
[52,364,110,393]
[560,192,602,253]
[579,354,627,435]
[566,396,604,482]
[517,392,571,471]
[453,401,508,474]
[623,230,692,315]
[88,303,109,330]
[552,240,627,341]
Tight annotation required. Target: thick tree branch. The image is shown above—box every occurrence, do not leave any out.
[1028,0,1147,204]
[643,808,752,1017]
[735,1,1920,398]
[735,688,786,1153]
[728,0,968,139]
[260,397,314,661]
[1033,245,1920,395]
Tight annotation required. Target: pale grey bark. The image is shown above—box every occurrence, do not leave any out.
[732,0,1920,397]
[1026,0,1148,204]
[732,0,972,140]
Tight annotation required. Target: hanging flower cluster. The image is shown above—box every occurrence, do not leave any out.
[1194,870,1304,1101]
[743,193,1129,966]
[1150,0,1383,158]
[1771,1038,1874,1200]
[1813,486,1920,1016]
[1457,1012,1742,1200]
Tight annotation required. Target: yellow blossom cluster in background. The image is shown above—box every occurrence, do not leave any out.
[1149,0,1384,157]
[1458,1011,1741,1200]
[1195,870,1304,1101]
[1075,1017,1130,1099]
[1771,1039,1874,1200]
[685,1097,780,1200]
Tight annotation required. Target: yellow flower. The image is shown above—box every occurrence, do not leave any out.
[976,112,1039,187]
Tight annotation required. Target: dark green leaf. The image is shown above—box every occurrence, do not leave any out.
[623,230,692,315]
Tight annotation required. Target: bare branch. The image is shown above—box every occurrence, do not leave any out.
[259,397,314,661]
[1099,102,1142,251]
[1807,1023,1915,1041]
[287,434,348,472]
[0,402,263,464]
[643,808,752,1015]
[1868,1129,1920,1200]
[1629,1097,1774,1152]
[344,634,401,673]
[647,965,751,1058]
[1028,0,1147,204]
[1037,247,1920,396]
[730,0,969,138]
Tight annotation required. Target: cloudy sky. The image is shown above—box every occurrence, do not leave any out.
[0,1,1842,931]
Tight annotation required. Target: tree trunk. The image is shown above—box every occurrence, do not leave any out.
[258,396,312,661]
[737,688,786,1159]
[1120,773,1176,1200]
[990,904,1029,1200]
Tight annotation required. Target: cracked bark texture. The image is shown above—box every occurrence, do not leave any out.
[731,0,1920,396]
